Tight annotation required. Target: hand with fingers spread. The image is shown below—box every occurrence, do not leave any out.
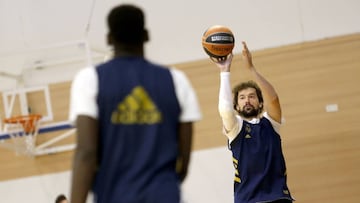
[241,41,254,70]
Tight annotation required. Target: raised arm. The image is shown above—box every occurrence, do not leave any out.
[212,54,241,141]
[241,41,282,123]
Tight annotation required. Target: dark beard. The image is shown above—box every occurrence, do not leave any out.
[238,105,260,118]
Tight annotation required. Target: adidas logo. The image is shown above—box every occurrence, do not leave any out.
[245,134,251,139]
[111,86,162,124]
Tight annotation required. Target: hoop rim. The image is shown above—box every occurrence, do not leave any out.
[3,114,42,124]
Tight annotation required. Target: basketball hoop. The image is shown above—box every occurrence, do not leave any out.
[2,114,42,156]
[4,114,42,134]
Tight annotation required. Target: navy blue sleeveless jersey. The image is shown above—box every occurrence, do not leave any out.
[230,117,293,203]
[93,57,181,203]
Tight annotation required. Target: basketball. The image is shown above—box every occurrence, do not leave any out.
[202,25,235,58]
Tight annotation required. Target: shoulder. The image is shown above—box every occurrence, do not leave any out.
[71,66,98,96]
[169,67,187,80]
[168,67,202,122]
[168,67,193,91]
[74,66,97,81]
[262,112,282,134]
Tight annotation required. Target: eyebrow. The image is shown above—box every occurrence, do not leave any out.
[239,92,256,97]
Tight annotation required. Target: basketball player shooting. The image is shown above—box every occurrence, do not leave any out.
[212,41,295,203]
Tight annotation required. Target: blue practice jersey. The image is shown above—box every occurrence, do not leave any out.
[230,117,293,203]
[93,57,181,203]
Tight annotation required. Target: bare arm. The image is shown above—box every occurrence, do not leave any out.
[176,122,193,182]
[242,42,282,123]
[70,115,99,203]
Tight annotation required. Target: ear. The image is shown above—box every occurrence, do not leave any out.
[107,32,113,46]
[235,104,240,111]
[143,29,149,42]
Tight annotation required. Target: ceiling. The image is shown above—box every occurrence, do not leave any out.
[0,0,359,90]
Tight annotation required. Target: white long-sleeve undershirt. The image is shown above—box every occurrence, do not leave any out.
[218,72,242,142]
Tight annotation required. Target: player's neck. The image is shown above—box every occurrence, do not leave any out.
[241,113,262,122]
[113,45,144,57]
[243,116,258,122]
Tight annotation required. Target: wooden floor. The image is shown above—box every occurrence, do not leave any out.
[1,33,359,203]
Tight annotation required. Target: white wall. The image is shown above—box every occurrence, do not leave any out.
[0,147,234,203]
[1,171,72,203]
[182,147,234,203]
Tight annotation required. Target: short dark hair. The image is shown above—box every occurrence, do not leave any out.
[55,194,67,203]
[232,80,264,111]
[107,4,146,45]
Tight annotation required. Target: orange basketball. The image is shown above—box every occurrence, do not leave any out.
[202,25,235,58]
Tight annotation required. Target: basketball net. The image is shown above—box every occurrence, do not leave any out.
[3,114,42,156]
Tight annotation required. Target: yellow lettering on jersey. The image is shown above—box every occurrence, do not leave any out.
[111,86,162,124]
[233,157,241,183]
